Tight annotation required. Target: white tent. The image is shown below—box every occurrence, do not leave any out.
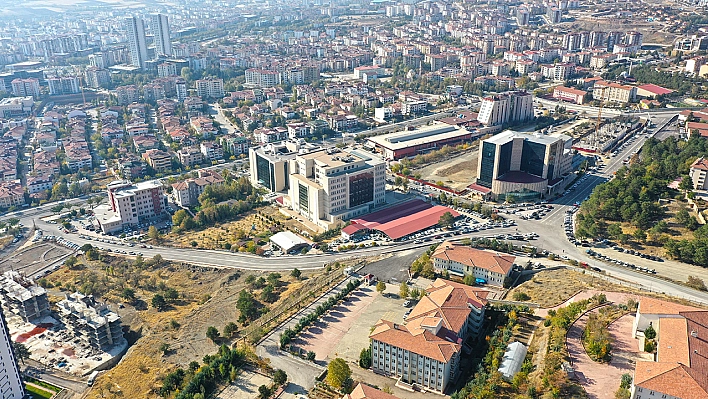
[498,341,528,380]
[269,231,310,253]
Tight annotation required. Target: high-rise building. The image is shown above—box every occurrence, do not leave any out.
[88,53,106,69]
[476,130,574,201]
[125,16,148,69]
[96,180,167,233]
[288,148,386,229]
[0,309,25,398]
[476,91,533,127]
[151,14,172,57]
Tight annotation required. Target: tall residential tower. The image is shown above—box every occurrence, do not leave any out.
[125,16,148,68]
[0,310,25,398]
[151,14,172,57]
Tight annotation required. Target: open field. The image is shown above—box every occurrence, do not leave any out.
[162,207,317,250]
[0,243,71,276]
[507,268,616,308]
[35,251,327,399]
[413,146,479,191]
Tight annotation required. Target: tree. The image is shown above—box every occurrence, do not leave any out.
[120,288,136,303]
[206,326,220,342]
[258,385,272,399]
[159,343,170,356]
[359,347,372,368]
[399,283,409,298]
[223,322,238,337]
[438,211,455,228]
[65,256,78,269]
[326,358,352,389]
[644,324,656,340]
[237,291,259,322]
[307,351,316,361]
[164,287,179,302]
[148,225,160,240]
[620,373,633,390]
[12,342,29,365]
[151,294,167,311]
[376,281,386,294]
[290,268,301,279]
[273,369,287,386]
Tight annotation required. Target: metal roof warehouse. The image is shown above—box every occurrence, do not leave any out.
[343,199,460,240]
[366,123,477,160]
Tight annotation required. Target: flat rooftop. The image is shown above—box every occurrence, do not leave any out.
[367,124,472,151]
[300,149,366,168]
[485,130,571,146]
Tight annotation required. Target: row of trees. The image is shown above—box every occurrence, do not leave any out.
[280,279,361,350]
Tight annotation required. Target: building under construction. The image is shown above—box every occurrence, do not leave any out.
[56,293,123,351]
[0,271,50,322]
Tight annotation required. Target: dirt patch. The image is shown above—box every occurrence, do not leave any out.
[0,243,71,276]
[508,269,614,308]
[413,146,479,191]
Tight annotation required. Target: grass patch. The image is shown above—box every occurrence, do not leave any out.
[508,269,609,308]
[25,383,55,399]
[24,377,61,392]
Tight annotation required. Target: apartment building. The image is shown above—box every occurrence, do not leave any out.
[553,86,587,105]
[288,148,386,229]
[200,141,224,162]
[245,69,281,88]
[370,279,490,394]
[0,310,24,398]
[477,91,533,127]
[431,242,515,287]
[196,78,224,99]
[220,135,250,155]
[171,170,225,207]
[690,157,708,191]
[593,80,637,103]
[115,85,140,105]
[0,97,33,118]
[402,100,428,115]
[0,271,51,322]
[11,78,40,98]
[142,149,172,172]
[151,14,172,57]
[476,130,574,201]
[56,292,124,351]
[177,146,203,167]
[85,67,111,88]
[125,16,148,68]
[47,76,81,95]
[0,180,25,209]
[96,179,167,233]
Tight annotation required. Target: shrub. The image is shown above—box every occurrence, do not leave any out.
[513,292,531,301]
[644,324,656,340]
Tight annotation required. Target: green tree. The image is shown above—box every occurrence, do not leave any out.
[290,268,301,279]
[121,288,136,302]
[644,324,656,340]
[12,342,30,365]
[326,358,352,389]
[148,225,160,240]
[376,281,386,294]
[151,294,167,311]
[258,385,271,399]
[206,326,220,342]
[399,283,409,298]
[64,256,78,269]
[359,347,372,368]
[273,369,287,386]
[223,322,238,337]
[159,343,170,355]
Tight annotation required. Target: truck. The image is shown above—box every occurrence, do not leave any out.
[87,371,99,386]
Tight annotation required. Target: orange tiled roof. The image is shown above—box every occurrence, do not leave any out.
[343,383,401,399]
[432,242,515,275]
[635,362,708,399]
[658,318,690,365]
[639,297,700,316]
[369,319,461,363]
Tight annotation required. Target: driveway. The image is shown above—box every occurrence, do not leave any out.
[566,312,644,399]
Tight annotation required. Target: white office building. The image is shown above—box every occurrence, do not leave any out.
[125,16,148,69]
[95,180,167,233]
[477,91,533,127]
[288,148,386,229]
[151,14,172,57]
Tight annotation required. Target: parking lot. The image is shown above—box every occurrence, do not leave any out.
[0,243,72,277]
